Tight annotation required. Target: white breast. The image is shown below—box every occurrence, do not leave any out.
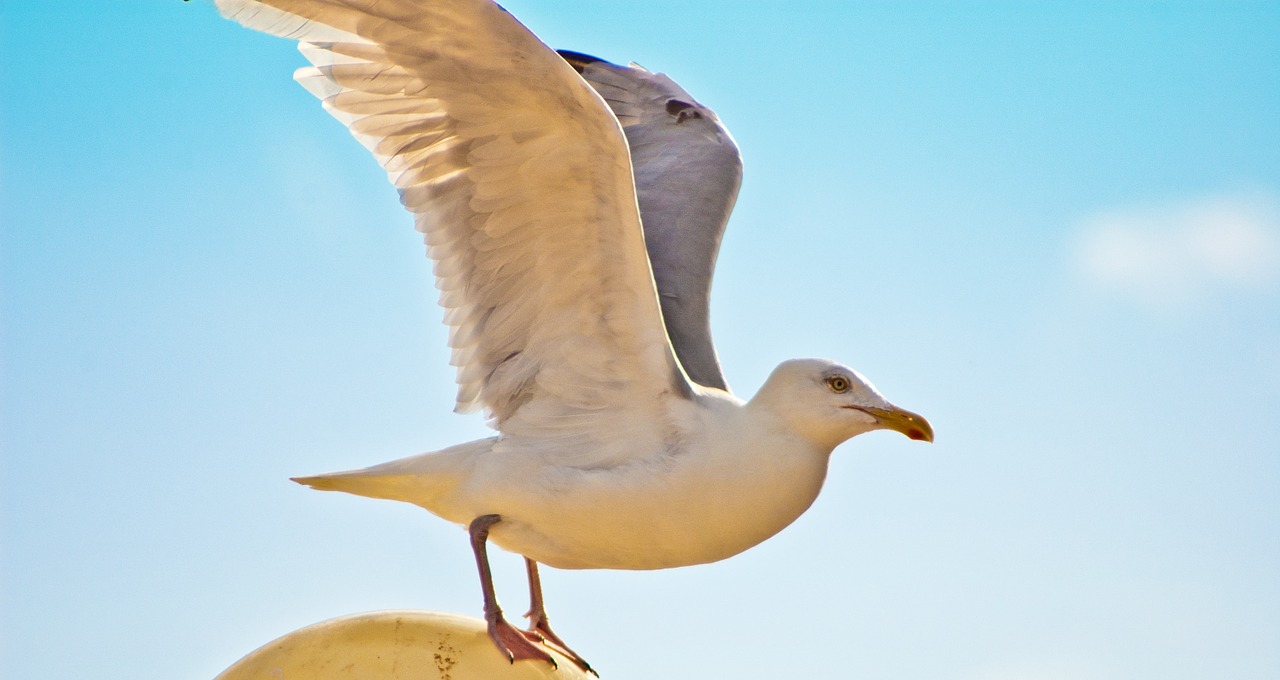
[476,397,834,570]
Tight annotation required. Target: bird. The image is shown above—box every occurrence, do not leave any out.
[214,0,934,673]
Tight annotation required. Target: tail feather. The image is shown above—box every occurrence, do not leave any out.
[291,470,435,508]
[290,437,495,516]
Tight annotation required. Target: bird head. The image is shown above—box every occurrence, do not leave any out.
[750,358,933,451]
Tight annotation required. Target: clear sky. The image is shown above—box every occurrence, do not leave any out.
[3,2,1278,679]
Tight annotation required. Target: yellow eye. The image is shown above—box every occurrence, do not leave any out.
[827,376,850,393]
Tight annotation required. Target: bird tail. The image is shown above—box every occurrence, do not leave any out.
[291,437,495,518]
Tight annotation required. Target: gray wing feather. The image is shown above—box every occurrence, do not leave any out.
[561,51,743,392]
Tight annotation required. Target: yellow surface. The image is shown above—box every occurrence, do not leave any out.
[216,610,593,680]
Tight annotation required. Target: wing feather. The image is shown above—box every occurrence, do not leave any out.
[217,0,694,447]
[560,51,743,392]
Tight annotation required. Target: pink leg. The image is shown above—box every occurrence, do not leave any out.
[468,515,556,668]
[524,557,596,676]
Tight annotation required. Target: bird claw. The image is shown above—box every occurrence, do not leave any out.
[524,616,596,676]
[487,616,557,669]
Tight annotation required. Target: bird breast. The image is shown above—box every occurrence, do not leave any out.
[481,410,833,570]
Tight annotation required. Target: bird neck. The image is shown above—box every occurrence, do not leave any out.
[741,391,843,457]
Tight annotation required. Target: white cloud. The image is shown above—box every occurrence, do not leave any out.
[1073,192,1280,311]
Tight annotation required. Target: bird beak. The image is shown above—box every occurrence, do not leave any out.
[852,405,934,442]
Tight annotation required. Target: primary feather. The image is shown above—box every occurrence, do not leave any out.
[218,0,695,453]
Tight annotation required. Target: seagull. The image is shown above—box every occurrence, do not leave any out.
[215,0,934,673]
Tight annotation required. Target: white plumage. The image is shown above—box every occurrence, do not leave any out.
[215,0,933,671]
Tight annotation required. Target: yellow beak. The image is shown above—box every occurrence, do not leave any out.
[856,405,934,442]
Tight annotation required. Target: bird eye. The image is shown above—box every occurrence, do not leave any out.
[826,376,850,393]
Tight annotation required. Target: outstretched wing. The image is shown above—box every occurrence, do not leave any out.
[560,51,743,393]
[216,0,696,438]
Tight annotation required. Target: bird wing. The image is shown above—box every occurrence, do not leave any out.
[559,51,743,393]
[216,0,697,450]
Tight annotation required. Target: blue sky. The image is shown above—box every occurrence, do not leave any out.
[3,2,1278,679]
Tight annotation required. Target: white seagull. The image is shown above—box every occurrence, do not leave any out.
[215,0,933,673]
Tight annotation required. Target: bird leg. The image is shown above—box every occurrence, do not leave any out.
[468,515,557,668]
[523,557,597,676]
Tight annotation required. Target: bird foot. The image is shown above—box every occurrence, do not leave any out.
[525,614,597,676]
[486,614,558,669]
